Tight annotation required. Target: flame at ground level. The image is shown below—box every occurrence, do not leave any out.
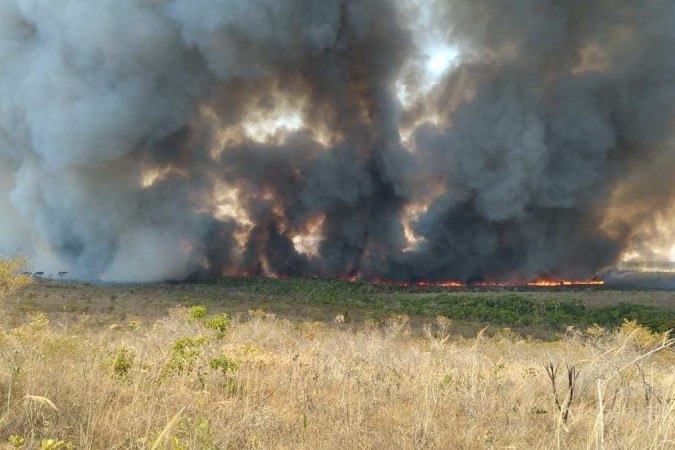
[214,270,605,289]
[346,277,604,288]
[526,279,604,287]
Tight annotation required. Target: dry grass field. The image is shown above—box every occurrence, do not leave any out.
[0,261,674,449]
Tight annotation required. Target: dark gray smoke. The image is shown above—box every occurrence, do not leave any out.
[1,0,674,282]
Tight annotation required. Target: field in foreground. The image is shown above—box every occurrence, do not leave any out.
[0,280,673,449]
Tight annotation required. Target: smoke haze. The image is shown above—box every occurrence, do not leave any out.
[1,0,675,282]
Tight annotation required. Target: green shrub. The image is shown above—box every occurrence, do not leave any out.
[209,355,239,376]
[165,336,208,374]
[189,305,208,320]
[588,303,675,333]
[204,313,230,339]
[108,346,135,379]
[210,355,240,393]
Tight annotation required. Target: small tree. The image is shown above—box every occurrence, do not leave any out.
[0,256,30,300]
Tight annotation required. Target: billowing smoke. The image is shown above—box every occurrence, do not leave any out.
[1,0,675,282]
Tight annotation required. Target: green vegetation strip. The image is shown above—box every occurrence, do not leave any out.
[211,277,675,332]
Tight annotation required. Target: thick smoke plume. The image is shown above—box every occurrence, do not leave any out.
[1,0,675,282]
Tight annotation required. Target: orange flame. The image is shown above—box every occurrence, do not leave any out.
[345,277,604,288]
[277,273,603,288]
[526,279,604,287]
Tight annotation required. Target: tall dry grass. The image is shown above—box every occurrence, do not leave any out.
[0,257,29,301]
[0,300,672,449]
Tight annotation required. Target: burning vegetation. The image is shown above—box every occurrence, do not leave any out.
[348,277,605,289]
